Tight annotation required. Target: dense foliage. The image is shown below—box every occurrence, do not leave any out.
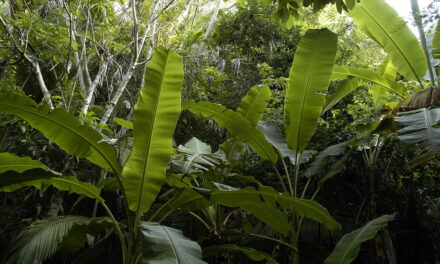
[0,0,439,263]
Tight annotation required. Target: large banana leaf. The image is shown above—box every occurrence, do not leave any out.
[285,29,337,154]
[140,222,206,264]
[331,65,406,97]
[395,107,440,167]
[0,93,121,174]
[349,0,427,82]
[325,214,395,264]
[171,186,341,232]
[0,169,103,201]
[0,153,48,173]
[237,84,271,126]
[183,101,278,162]
[121,48,183,213]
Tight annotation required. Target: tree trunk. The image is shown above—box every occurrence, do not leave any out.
[82,56,112,114]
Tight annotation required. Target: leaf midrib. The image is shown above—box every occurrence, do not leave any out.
[187,103,275,162]
[0,101,119,174]
[293,32,321,155]
[337,218,386,263]
[135,51,173,213]
[356,3,421,82]
[159,225,180,263]
[332,66,406,98]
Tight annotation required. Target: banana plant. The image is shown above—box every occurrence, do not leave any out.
[323,0,440,168]
[182,28,344,264]
[0,48,207,264]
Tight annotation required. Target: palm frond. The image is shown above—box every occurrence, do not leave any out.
[6,216,102,264]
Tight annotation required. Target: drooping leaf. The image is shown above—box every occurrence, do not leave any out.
[0,153,48,174]
[285,29,337,154]
[113,117,133,129]
[0,93,121,174]
[121,48,183,213]
[183,101,278,162]
[166,173,192,188]
[378,57,398,80]
[204,244,278,264]
[325,214,395,264]
[349,0,427,81]
[398,87,440,110]
[305,140,353,178]
[237,84,271,126]
[322,77,362,113]
[257,122,316,165]
[140,222,207,264]
[395,107,440,167]
[0,169,103,202]
[319,151,352,185]
[7,216,112,264]
[171,186,340,233]
[331,65,406,97]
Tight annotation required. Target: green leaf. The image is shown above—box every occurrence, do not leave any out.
[395,107,440,167]
[0,169,103,202]
[349,0,427,81]
[113,117,133,129]
[378,57,398,80]
[325,214,395,264]
[204,244,277,264]
[0,153,48,174]
[257,122,316,165]
[183,101,278,162]
[345,0,355,10]
[140,222,206,264]
[121,48,183,213]
[0,93,121,174]
[369,85,388,110]
[318,152,351,185]
[285,29,337,154]
[171,186,340,233]
[172,139,223,175]
[323,77,362,113]
[237,84,271,126]
[331,65,406,98]
[171,138,224,174]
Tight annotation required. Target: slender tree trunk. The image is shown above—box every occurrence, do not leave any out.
[24,54,54,109]
[99,66,135,126]
[410,0,437,86]
[82,56,112,114]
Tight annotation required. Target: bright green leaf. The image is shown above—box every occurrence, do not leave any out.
[121,48,183,213]
[285,29,337,154]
